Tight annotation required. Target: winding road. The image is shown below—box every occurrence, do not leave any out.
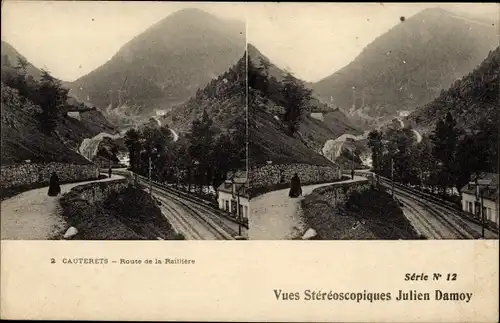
[249,176,366,240]
[1,174,123,240]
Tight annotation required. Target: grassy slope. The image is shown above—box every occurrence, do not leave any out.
[250,104,335,167]
[301,185,421,240]
[1,84,91,165]
[60,182,182,240]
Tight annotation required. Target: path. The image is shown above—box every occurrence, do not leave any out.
[1,174,123,240]
[249,176,366,240]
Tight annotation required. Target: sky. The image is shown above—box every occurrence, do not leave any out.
[1,1,247,81]
[2,2,498,82]
[247,2,499,82]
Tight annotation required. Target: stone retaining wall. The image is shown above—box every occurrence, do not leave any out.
[249,163,342,189]
[68,178,131,205]
[308,179,371,208]
[1,162,99,190]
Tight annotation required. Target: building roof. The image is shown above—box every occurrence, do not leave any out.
[217,169,249,198]
[460,172,499,201]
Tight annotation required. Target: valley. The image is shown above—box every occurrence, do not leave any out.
[1,3,498,242]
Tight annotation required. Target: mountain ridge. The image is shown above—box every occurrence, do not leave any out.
[68,8,246,128]
[311,7,499,130]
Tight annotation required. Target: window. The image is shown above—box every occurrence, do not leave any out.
[468,202,473,213]
[225,200,229,211]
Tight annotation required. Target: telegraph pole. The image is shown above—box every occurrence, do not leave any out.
[149,155,152,196]
[474,173,485,239]
[481,194,485,238]
[237,190,242,236]
[391,157,395,198]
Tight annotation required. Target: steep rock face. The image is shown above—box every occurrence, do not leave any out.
[69,8,246,124]
[311,8,499,129]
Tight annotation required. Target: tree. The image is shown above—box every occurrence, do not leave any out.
[414,136,438,190]
[453,129,491,193]
[430,112,459,194]
[280,73,312,135]
[124,128,141,172]
[36,70,68,135]
[367,130,383,173]
[3,56,31,102]
[188,110,216,192]
[15,56,29,71]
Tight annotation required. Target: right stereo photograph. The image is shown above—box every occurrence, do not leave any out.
[246,3,499,241]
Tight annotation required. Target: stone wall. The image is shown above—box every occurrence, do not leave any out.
[249,163,342,189]
[308,179,371,208]
[1,162,99,190]
[66,178,131,205]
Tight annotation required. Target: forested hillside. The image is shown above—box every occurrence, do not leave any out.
[1,43,116,164]
[410,47,499,133]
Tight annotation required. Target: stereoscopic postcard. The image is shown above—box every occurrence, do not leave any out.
[1,1,498,322]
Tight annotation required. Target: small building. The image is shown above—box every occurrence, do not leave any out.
[460,172,499,226]
[217,170,249,223]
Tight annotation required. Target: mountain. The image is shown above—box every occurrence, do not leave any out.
[1,83,90,165]
[159,51,246,135]
[248,44,360,139]
[248,44,359,167]
[1,41,117,165]
[68,8,246,127]
[311,8,499,130]
[1,41,43,80]
[409,47,499,133]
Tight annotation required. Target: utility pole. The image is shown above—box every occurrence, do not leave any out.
[232,179,242,236]
[237,189,242,236]
[352,149,354,171]
[419,168,424,191]
[149,154,152,196]
[474,173,485,239]
[481,193,485,239]
[391,157,395,198]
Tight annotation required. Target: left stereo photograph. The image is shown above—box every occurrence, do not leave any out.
[1,2,249,240]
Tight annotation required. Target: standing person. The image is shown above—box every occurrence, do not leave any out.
[351,169,355,180]
[108,166,112,179]
[289,173,302,198]
[47,172,61,197]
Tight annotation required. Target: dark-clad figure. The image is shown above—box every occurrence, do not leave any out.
[289,173,302,198]
[108,167,112,179]
[351,169,355,180]
[47,172,61,197]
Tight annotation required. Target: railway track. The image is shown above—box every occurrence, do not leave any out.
[379,177,495,239]
[136,176,237,240]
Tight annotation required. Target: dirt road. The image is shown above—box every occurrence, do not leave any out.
[1,174,123,240]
